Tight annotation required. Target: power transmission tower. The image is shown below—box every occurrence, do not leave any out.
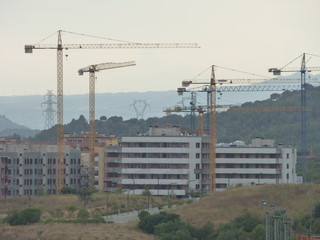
[42,90,56,130]
[130,100,151,120]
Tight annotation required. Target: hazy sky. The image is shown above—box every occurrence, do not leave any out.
[1,0,319,96]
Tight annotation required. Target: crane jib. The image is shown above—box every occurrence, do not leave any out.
[25,43,200,52]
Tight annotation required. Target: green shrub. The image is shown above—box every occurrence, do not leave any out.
[138,210,180,234]
[7,208,41,225]
[60,186,78,194]
[313,202,320,218]
[77,208,89,219]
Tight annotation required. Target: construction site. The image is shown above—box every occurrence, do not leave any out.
[0,30,319,200]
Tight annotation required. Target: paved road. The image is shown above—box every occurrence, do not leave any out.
[104,207,161,223]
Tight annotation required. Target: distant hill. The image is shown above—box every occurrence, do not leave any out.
[0,90,274,130]
[0,115,27,131]
[30,85,320,153]
[0,115,39,138]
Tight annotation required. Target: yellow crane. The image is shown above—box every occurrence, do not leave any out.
[178,66,312,193]
[25,30,200,193]
[78,61,136,189]
[181,65,217,193]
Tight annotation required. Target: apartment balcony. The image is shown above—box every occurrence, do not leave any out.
[121,168,189,175]
[121,158,190,164]
[122,178,187,186]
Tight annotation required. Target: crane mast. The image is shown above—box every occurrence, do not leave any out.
[178,65,317,193]
[79,61,136,189]
[57,30,64,193]
[209,66,216,193]
[25,30,199,194]
[269,53,320,182]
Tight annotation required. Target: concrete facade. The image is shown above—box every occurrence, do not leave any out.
[0,143,81,197]
[104,126,297,196]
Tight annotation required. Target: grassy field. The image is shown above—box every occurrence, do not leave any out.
[176,183,320,226]
[0,183,319,239]
[0,222,154,240]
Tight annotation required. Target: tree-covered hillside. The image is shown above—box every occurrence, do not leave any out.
[29,85,319,155]
[217,85,320,155]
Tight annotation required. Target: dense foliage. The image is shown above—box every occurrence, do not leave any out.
[217,85,320,155]
[6,208,41,225]
[29,86,320,154]
[294,201,320,234]
[216,209,263,240]
[137,210,216,240]
[138,209,268,240]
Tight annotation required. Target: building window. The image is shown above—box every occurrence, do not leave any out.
[196,174,200,179]
[196,153,200,159]
[196,163,200,169]
[286,153,289,159]
[287,164,289,169]
[196,143,200,148]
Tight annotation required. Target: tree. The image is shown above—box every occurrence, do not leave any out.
[197,221,216,240]
[154,220,187,238]
[66,205,77,218]
[60,186,78,194]
[138,211,180,234]
[78,187,93,208]
[313,202,320,218]
[250,224,265,240]
[233,209,262,233]
[77,208,89,219]
[141,185,152,209]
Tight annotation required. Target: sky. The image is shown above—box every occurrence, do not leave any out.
[0,0,320,96]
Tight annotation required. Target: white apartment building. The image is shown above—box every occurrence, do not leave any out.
[114,126,297,196]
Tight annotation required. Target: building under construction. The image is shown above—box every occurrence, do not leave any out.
[103,126,297,196]
[0,141,81,197]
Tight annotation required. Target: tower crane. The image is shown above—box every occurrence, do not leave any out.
[178,64,319,193]
[181,65,217,193]
[269,53,320,182]
[78,61,136,189]
[25,30,200,193]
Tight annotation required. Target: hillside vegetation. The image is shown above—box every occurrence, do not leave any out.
[0,183,319,239]
[29,85,320,154]
[176,183,320,227]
